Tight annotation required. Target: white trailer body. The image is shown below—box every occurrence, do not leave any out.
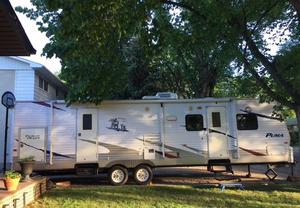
[11,98,293,172]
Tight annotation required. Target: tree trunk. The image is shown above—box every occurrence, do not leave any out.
[295,106,300,145]
[195,66,217,98]
[289,0,300,23]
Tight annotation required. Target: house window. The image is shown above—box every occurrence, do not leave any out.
[236,114,258,130]
[39,77,43,89]
[44,81,48,91]
[212,112,221,127]
[83,114,92,130]
[185,114,204,131]
[38,77,48,92]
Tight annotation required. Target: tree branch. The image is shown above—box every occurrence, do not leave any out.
[251,0,281,33]
[242,27,300,102]
[242,55,297,109]
[160,0,206,20]
[289,0,300,22]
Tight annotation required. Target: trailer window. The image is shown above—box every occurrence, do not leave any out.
[185,115,204,131]
[236,114,258,130]
[212,112,221,127]
[83,114,92,130]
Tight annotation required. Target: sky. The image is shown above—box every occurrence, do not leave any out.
[10,0,61,74]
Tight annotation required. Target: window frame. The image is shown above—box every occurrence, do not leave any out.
[185,114,204,131]
[82,114,93,130]
[211,112,221,128]
[38,76,49,92]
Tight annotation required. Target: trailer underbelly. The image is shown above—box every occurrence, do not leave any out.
[13,152,292,172]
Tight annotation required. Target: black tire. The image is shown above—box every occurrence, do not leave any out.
[108,166,128,186]
[133,165,153,185]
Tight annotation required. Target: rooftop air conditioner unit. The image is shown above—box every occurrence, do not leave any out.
[156,92,178,99]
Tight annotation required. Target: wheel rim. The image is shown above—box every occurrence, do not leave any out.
[136,168,149,182]
[111,169,125,183]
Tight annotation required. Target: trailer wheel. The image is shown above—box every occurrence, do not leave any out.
[133,165,153,185]
[108,166,128,186]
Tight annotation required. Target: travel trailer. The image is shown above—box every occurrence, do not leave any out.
[10,93,293,185]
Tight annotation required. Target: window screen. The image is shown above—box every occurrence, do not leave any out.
[236,114,258,130]
[83,114,92,130]
[212,112,221,127]
[185,115,204,131]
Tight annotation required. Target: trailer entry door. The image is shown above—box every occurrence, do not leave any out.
[207,107,228,159]
[77,109,98,162]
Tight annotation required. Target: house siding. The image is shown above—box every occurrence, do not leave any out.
[0,57,31,70]
[15,70,35,100]
[0,71,15,170]
[0,57,67,171]
[34,73,65,100]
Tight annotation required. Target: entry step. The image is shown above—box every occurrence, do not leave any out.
[207,165,234,174]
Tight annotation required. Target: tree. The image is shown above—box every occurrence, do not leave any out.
[114,37,164,99]
[17,0,237,102]
[18,1,300,141]
[233,1,300,141]
[18,0,148,103]
[156,0,300,140]
[161,0,300,140]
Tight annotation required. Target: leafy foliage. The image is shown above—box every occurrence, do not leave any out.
[16,1,300,119]
[16,0,240,101]
[5,170,21,179]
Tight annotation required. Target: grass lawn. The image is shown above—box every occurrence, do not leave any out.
[30,183,300,208]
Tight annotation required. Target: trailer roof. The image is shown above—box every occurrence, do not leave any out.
[57,97,237,107]
[17,97,261,106]
[100,97,233,104]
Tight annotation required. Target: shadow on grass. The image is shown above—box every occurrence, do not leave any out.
[41,184,300,208]
[54,175,300,194]
[243,182,300,193]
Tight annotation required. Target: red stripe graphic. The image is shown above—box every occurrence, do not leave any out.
[155,151,179,159]
[33,101,65,111]
[239,147,266,156]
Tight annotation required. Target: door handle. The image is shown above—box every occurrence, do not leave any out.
[78,133,81,137]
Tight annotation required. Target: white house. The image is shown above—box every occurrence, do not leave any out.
[0,56,67,170]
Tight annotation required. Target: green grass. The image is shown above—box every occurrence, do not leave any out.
[31,183,300,208]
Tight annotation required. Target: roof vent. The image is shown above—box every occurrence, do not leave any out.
[142,92,178,100]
